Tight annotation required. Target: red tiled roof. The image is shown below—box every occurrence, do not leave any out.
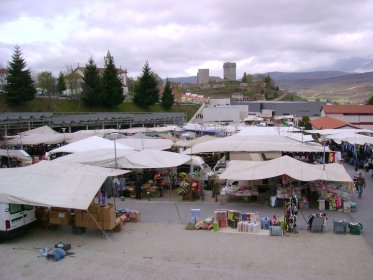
[0,68,8,74]
[323,105,373,114]
[310,116,361,129]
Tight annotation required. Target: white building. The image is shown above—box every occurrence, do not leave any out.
[321,104,373,130]
[203,105,248,123]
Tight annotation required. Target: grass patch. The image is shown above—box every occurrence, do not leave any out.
[0,96,200,121]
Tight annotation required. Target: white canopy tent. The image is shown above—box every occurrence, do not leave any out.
[219,156,353,183]
[19,125,59,136]
[6,125,65,146]
[173,135,217,148]
[116,137,174,151]
[0,149,32,161]
[183,134,327,154]
[64,129,118,143]
[238,126,315,142]
[8,133,66,146]
[54,148,192,169]
[305,129,373,145]
[120,125,183,134]
[0,161,129,209]
[47,136,133,156]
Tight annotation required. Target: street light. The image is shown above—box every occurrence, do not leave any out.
[61,128,66,145]
[299,126,305,143]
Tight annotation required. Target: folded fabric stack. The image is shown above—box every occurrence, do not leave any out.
[237,221,249,232]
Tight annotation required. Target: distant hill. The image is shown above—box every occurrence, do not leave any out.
[266,71,350,81]
[163,71,373,104]
[167,76,197,85]
[269,71,373,104]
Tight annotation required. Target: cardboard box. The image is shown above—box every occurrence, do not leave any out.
[74,213,83,226]
[103,219,116,230]
[129,212,141,223]
[96,206,105,221]
[113,221,124,232]
[49,210,72,226]
[103,206,115,222]
[88,203,98,214]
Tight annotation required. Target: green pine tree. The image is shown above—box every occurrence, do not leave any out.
[4,45,36,105]
[241,72,247,83]
[81,58,102,106]
[133,61,159,108]
[101,54,124,107]
[161,79,174,110]
[367,95,373,105]
[56,72,67,95]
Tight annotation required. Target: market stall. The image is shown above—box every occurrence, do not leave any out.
[219,156,354,212]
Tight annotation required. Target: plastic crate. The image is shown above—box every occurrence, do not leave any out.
[270,226,283,236]
[311,216,326,233]
[348,222,363,235]
[333,219,347,234]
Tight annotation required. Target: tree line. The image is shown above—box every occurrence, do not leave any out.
[2,46,175,110]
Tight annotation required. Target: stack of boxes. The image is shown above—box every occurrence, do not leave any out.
[35,207,50,228]
[48,207,73,226]
[74,203,121,231]
[214,210,228,230]
[129,211,141,222]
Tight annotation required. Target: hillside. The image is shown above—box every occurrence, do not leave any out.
[0,97,200,121]
[269,71,373,104]
[167,71,373,104]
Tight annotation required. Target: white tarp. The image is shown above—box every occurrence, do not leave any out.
[219,156,353,182]
[0,149,32,161]
[54,148,192,169]
[64,129,117,143]
[8,133,66,145]
[116,138,174,151]
[305,129,373,145]
[173,135,217,148]
[0,161,129,209]
[48,136,133,155]
[183,134,327,154]
[121,125,183,134]
[238,126,315,142]
[6,126,65,146]
[19,125,59,136]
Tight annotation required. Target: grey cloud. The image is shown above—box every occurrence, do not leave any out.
[1,0,373,78]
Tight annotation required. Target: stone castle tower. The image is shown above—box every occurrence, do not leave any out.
[223,62,236,81]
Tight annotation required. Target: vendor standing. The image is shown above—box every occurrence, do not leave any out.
[135,174,143,200]
[154,171,163,197]
[356,172,366,199]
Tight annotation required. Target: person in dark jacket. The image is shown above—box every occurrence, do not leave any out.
[356,172,366,199]
[134,174,143,200]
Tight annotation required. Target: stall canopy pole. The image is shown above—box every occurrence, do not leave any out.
[322,135,326,171]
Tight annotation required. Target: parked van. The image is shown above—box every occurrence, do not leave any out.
[0,203,36,240]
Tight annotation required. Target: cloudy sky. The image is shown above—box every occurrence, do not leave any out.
[1,0,373,79]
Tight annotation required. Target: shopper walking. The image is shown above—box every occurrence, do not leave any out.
[356,172,366,199]
[353,168,360,193]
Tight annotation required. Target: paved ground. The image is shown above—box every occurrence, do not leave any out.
[115,163,373,250]
[1,163,372,280]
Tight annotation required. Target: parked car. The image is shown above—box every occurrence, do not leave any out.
[0,203,36,240]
